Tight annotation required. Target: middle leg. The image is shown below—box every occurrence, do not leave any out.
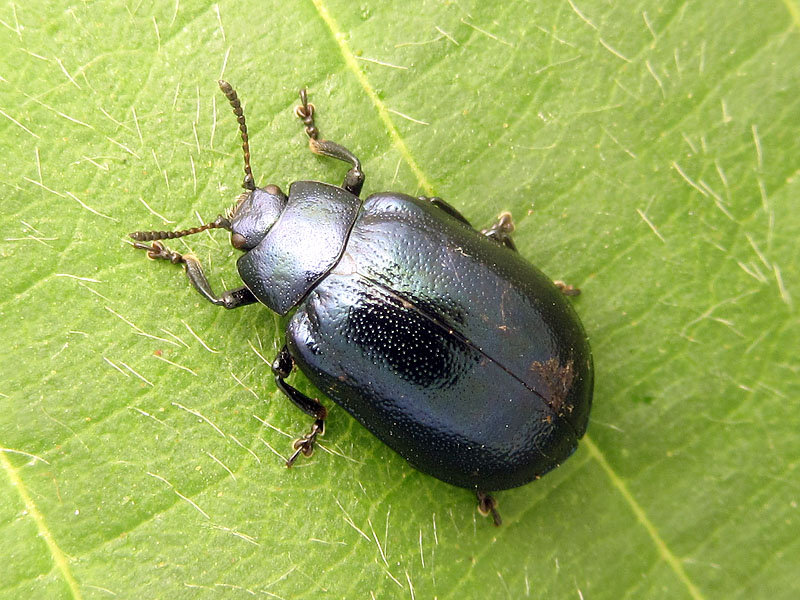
[271,345,328,467]
[482,211,517,252]
[421,195,473,227]
[479,214,580,294]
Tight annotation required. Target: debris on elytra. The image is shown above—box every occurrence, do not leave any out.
[530,357,575,416]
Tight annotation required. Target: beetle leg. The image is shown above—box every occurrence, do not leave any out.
[553,280,581,296]
[421,196,473,227]
[481,211,517,252]
[132,241,258,309]
[476,490,502,526]
[271,345,328,467]
[295,89,365,197]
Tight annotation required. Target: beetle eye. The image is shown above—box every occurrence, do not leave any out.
[228,185,287,251]
[231,232,246,249]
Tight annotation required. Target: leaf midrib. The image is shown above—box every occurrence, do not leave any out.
[305,1,708,598]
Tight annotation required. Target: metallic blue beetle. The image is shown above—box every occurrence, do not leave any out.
[131,81,593,525]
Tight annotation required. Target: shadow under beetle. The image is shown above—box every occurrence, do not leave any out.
[130,81,593,526]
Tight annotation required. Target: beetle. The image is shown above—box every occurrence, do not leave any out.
[130,81,593,525]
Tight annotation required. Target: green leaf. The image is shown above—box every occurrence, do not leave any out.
[1,1,798,598]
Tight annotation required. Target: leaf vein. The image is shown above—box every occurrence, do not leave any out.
[0,451,83,599]
[307,0,434,195]
[583,435,706,600]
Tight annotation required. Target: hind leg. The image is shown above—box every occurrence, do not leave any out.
[476,490,502,526]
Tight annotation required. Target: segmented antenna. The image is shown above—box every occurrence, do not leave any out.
[295,89,318,139]
[129,215,231,241]
[218,80,255,191]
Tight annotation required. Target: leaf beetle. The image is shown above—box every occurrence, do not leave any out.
[130,81,593,525]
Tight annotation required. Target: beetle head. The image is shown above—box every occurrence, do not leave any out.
[128,81,289,251]
[228,184,287,250]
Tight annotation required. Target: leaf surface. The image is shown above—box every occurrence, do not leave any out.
[1,1,798,598]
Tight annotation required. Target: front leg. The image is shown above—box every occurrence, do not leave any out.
[295,89,365,196]
[271,345,328,467]
[132,241,257,309]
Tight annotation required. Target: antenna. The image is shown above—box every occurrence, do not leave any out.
[218,80,255,191]
[129,215,231,241]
